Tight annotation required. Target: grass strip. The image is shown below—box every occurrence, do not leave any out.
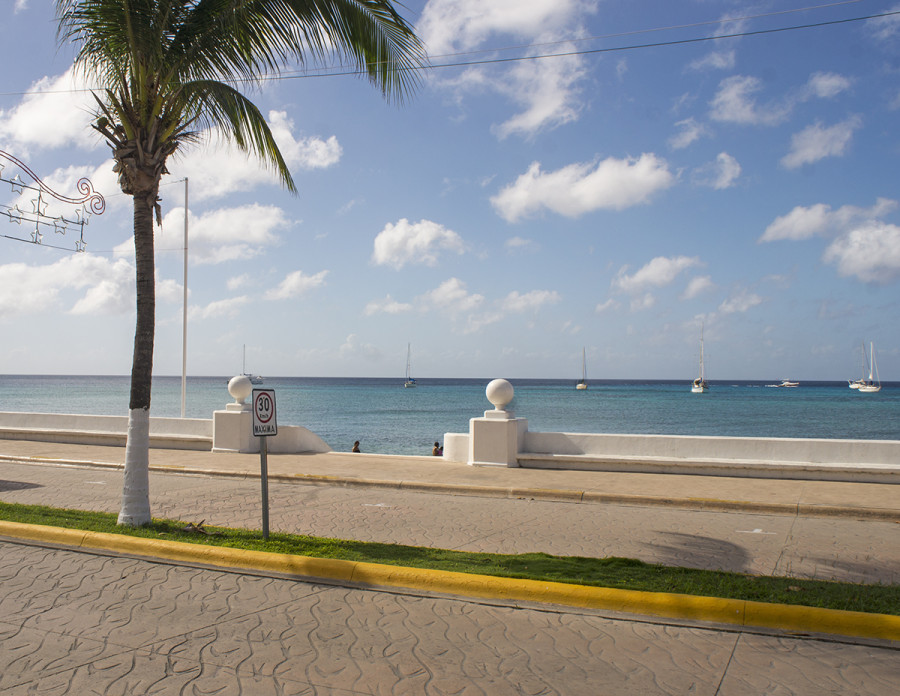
[1,501,897,616]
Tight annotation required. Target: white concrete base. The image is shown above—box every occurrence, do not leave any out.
[212,405,254,453]
[211,404,331,454]
[442,433,469,463]
[467,411,527,467]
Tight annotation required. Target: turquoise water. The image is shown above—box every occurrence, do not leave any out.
[1,375,898,455]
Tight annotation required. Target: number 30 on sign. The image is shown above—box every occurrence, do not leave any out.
[252,389,277,437]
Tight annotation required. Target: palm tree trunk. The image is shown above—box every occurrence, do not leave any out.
[118,193,156,526]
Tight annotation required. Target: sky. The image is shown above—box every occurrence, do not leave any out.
[1,0,899,382]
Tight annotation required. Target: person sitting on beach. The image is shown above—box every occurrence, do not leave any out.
[352,440,360,453]
[432,441,443,456]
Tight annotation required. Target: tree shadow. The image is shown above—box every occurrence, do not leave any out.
[646,531,752,573]
[787,556,900,585]
[0,480,43,492]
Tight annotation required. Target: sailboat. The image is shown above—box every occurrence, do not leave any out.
[242,345,263,384]
[576,348,588,390]
[403,343,417,388]
[848,342,867,389]
[691,323,709,393]
[857,342,882,393]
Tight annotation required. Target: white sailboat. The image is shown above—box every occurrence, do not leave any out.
[857,342,882,393]
[576,348,588,390]
[403,343,417,388]
[242,345,263,384]
[691,323,709,393]
[848,342,867,389]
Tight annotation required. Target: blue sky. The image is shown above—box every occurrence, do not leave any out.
[1,0,898,382]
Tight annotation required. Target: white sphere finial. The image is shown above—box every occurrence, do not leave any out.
[486,378,514,411]
[228,375,252,404]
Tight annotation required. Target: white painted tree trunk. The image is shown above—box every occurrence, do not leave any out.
[118,407,151,526]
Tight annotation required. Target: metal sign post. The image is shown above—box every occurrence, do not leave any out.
[252,388,277,540]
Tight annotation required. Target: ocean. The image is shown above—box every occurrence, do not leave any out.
[1,375,898,455]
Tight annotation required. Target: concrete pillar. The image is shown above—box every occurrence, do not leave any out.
[468,379,527,467]
[212,375,259,453]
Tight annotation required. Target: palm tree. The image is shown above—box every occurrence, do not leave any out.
[55,1,424,526]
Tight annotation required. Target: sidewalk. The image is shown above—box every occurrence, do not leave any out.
[1,438,898,520]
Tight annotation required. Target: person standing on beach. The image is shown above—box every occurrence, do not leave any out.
[432,442,443,456]
[352,441,361,453]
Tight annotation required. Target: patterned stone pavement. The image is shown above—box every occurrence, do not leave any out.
[1,540,898,695]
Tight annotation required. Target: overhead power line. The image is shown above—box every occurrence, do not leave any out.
[0,4,894,97]
[285,9,900,82]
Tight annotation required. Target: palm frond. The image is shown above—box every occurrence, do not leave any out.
[57,0,425,193]
[172,79,297,192]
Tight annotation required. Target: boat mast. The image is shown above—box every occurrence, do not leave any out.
[699,323,705,381]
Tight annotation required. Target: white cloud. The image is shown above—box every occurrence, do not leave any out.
[419,278,483,313]
[14,1,29,13]
[419,0,583,55]
[491,155,675,222]
[0,254,133,318]
[264,270,328,300]
[419,0,593,138]
[710,71,854,130]
[492,49,586,139]
[780,116,862,169]
[364,294,413,316]
[669,118,707,150]
[890,90,900,111]
[500,289,561,313]
[0,66,99,151]
[709,75,791,126]
[157,204,289,264]
[692,152,741,189]
[371,218,465,269]
[688,50,735,72]
[681,275,714,300]
[719,289,762,314]
[595,298,617,313]
[227,274,251,291]
[465,311,504,333]
[156,278,183,305]
[761,198,900,284]
[504,236,536,251]
[267,111,342,169]
[822,222,900,284]
[629,293,656,311]
[804,72,852,99]
[169,111,341,201]
[612,256,702,294]
[760,198,897,242]
[189,296,249,320]
[867,6,900,41]
[761,203,832,242]
[339,333,382,360]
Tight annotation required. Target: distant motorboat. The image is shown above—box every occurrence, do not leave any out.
[857,342,882,393]
[766,379,799,388]
[404,343,417,388]
[576,347,588,390]
[691,322,709,393]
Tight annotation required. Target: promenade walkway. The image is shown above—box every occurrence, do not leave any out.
[1,439,898,694]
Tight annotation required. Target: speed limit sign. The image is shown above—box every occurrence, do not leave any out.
[252,389,277,437]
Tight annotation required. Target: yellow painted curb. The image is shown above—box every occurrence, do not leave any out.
[1,520,898,642]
